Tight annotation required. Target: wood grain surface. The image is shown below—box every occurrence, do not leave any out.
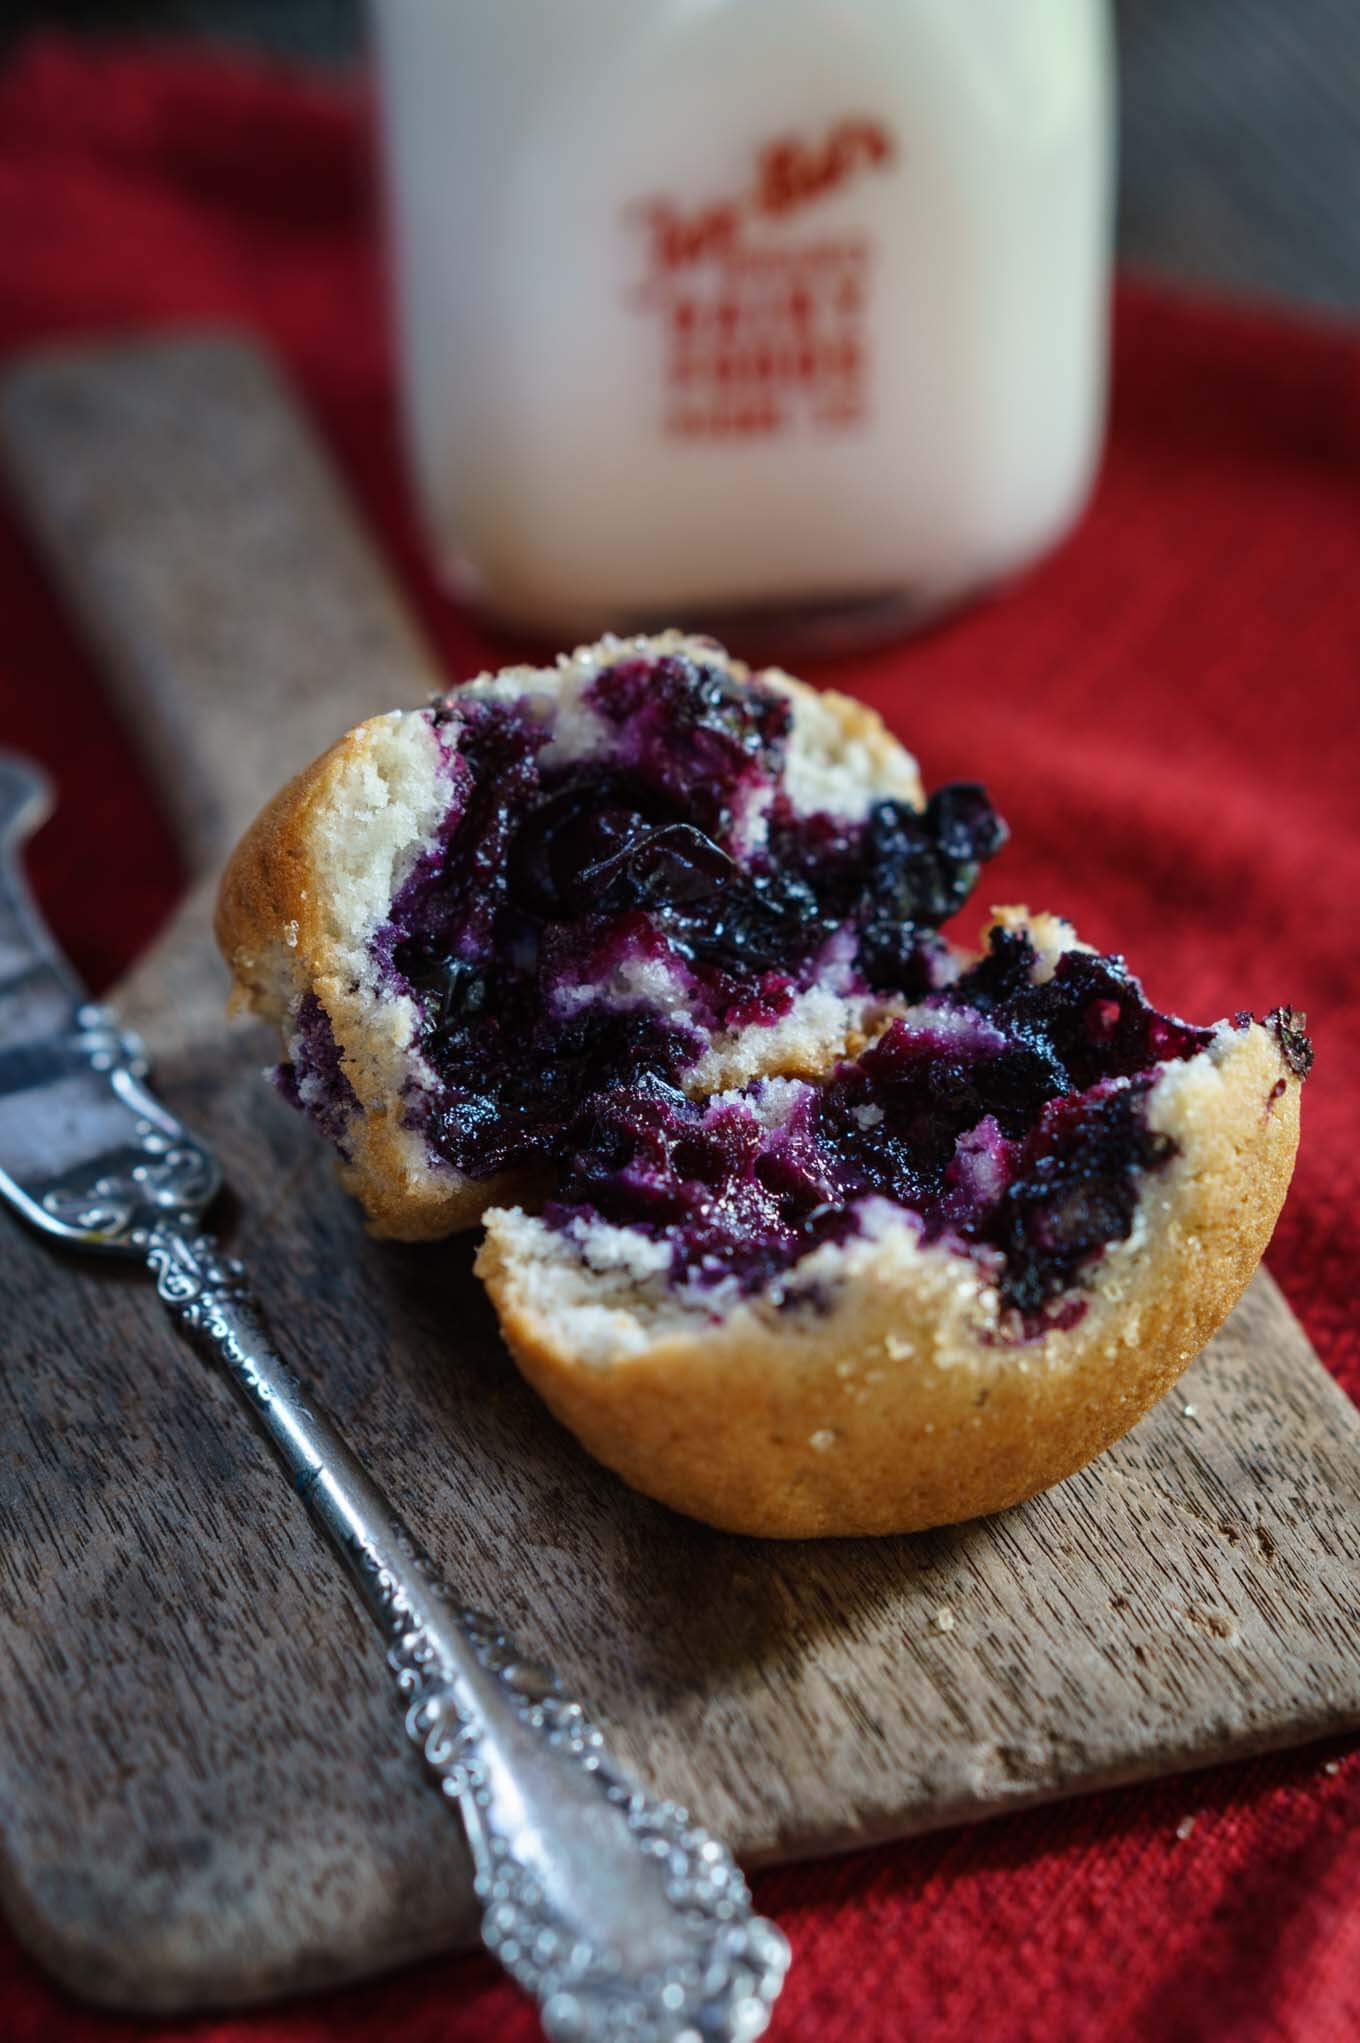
[0,334,1357,2015]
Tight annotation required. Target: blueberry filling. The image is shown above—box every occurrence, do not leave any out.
[380,652,1006,1180]
[272,646,1309,1333]
[543,935,1222,1336]
[273,992,359,1153]
[1265,1006,1313,1080]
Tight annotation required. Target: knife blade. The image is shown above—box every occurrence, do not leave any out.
[0,754,219,1244]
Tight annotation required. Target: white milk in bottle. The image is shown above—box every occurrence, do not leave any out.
[372,0,1113,650]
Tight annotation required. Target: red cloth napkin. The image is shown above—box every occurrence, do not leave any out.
[1,36,1358,2043]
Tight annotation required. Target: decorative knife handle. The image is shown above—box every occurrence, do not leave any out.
[0,749,786,2036]
[145,1222,789,2043]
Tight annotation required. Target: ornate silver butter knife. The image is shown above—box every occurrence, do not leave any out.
[0,752,789,2043]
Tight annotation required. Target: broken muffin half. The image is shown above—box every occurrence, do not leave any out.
[217,630,1003,1237]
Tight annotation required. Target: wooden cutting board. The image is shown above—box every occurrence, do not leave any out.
[1,334,1357,2016]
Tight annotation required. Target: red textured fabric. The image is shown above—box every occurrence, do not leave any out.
[1,37,1358,2043]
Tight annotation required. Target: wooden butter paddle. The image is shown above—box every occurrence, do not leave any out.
[0,332,1356,2015]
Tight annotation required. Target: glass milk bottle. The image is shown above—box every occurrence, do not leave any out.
[372,0,1113,651]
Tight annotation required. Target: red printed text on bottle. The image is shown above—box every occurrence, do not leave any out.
[628,117,896,441]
